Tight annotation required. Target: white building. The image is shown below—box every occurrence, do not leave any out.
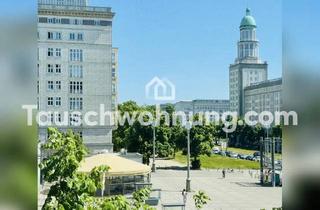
[244,78,282,114]
[229,8,282,116]
[37,0,116,153]
[39,0,88,6]
[111,48,119,111]
[229,8,268,116]
[173,100,230,115]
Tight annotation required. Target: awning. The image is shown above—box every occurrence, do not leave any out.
[78,153,151,177]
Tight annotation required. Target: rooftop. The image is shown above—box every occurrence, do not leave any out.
[38,3,115,18]
[240,8,257,28]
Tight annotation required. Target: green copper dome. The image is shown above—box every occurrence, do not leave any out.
[240,8,256,28]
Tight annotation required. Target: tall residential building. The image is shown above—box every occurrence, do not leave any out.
[244,78,282,114]
[37,1,116,153]
[229,8,268,116]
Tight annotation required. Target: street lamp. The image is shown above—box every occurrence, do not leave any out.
[151,121,156,172]
[185,121,192,192]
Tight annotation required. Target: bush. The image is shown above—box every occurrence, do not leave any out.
[191,159,201,169]
[157,142,174,158]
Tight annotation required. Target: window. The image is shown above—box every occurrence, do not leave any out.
[55,97,61,106]
[70,49,83,61]
[112,83,116,93]
[47,81,54,90]
[55,64,61,73]
[69,33,83,41]
[69,65,83,78]
[77,33,83,41]
[70,33,76,40]
[73,19,81,25]
[99,20,112,26]
[47,97,54,106]
[112,68,116,78]
[48,18,61,24]
[48,48,54,57]
[61,18,70,24]
[69,81,83,94]
[55,81,61,90]
[55,113,62,123]
[48,32,53,40]
[69,113,82,126]
[47,64,54,73]
[69,97,83,110]
[48,113,54,124]
[56,32,61,40]
[83,19,95,25]
[48,32,61,40]
[38,17,48,23]
[55,48,61,57]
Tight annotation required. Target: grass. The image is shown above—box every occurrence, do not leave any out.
[174,151,260,169]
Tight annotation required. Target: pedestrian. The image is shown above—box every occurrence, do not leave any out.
[182,189,187,205]
[222,169,226,178]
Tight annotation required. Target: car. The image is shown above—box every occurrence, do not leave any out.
[219,151,226,156]
[238,154,248,159]
[253,151,260,157]
[225,151,232,157]
[246,155,254,161]
[253,156,261,162]
[212,147,220,154]
[230,153,239,158]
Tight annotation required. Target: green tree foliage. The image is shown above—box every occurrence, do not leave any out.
[113,102,177,160]
[40,128,109,209]
[190,125,214,169]
[227,124,282,151]
[193,190,211,209]
[40,128,153,210]
[113,101,283,162]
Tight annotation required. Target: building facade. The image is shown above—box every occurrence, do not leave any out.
[111,48,118,111]
[37,1,116,153]
[173,100,230,115]
[39,0,88,6]
[244,78,282,114]
[229,8,268,116]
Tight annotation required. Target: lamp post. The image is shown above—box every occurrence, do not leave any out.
[186,121,192,192]
[151,122,156,172]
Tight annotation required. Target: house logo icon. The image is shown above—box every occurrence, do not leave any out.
[145,77,176,101]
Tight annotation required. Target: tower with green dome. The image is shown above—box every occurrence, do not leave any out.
[237,8,259,63]
[229,8,268,116]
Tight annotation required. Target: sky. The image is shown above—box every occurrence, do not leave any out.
[5,0,282,105]
[90,0,282,105]
[2,0,320,105]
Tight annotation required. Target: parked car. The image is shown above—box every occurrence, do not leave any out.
[253,156,261,162]
[238,154,248,159]
[245,155,254,161]
[225,151,231,157]
[212,147,220,154]
[230,152,239,158]
[253,151,260,157]
[219,151,226,156]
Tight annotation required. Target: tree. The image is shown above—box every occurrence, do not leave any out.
[193,190,211,209]
[190,125,214,169]
[40,128,109,209]
[40,128,154,210]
